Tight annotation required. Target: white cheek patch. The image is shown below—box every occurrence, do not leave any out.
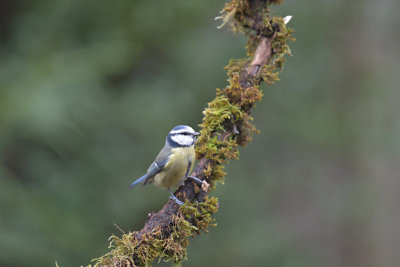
[171,135,193,146]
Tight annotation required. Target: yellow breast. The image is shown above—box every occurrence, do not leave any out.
[153,146,195,188]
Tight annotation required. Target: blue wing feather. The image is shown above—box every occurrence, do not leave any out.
[130,143,171,189]
[143,158,168,185]
[129,158,169,189]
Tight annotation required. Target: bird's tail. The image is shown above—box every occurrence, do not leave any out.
[129,174,146,189]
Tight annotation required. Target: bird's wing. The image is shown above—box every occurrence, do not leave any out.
[143,158,169,185]
[143,144,172,185]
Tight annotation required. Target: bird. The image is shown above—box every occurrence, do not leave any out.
[129,125,203,205]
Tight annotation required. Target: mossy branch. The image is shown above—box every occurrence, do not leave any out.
[90,1,293,266]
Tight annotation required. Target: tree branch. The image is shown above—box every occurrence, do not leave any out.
[91,1,293,266]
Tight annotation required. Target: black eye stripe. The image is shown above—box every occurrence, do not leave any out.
[172,132,192,136]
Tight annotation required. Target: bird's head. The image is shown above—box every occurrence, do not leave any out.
[166,125,200,147]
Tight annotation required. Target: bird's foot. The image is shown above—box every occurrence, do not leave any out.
[169,191,184,206]
[188,176,210,192]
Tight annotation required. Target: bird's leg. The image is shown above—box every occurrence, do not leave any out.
[185,162,206,188]
[185,161,203,185]
[168,188,184,206]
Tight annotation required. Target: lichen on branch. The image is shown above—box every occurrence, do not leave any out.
[90,1,293,266]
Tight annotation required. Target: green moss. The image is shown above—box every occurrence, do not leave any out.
[270,16,295,69]
[196,0,293,190]
[92,197,219,267]
[197,96,242,138]
[195,96,241,162]
[181,196,219,234]
[203,162,227,188]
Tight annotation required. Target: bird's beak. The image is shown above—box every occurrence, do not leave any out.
[193,132,200,136]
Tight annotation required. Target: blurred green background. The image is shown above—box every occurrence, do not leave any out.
[1,0,399,266]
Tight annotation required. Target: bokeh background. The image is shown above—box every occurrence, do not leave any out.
[1,0,399,266]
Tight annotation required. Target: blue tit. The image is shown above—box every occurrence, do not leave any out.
[129,125,202,205]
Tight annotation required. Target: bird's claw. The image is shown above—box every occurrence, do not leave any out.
[188,176,209,192]
[169,195,184,206]
[188,176,203,184]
